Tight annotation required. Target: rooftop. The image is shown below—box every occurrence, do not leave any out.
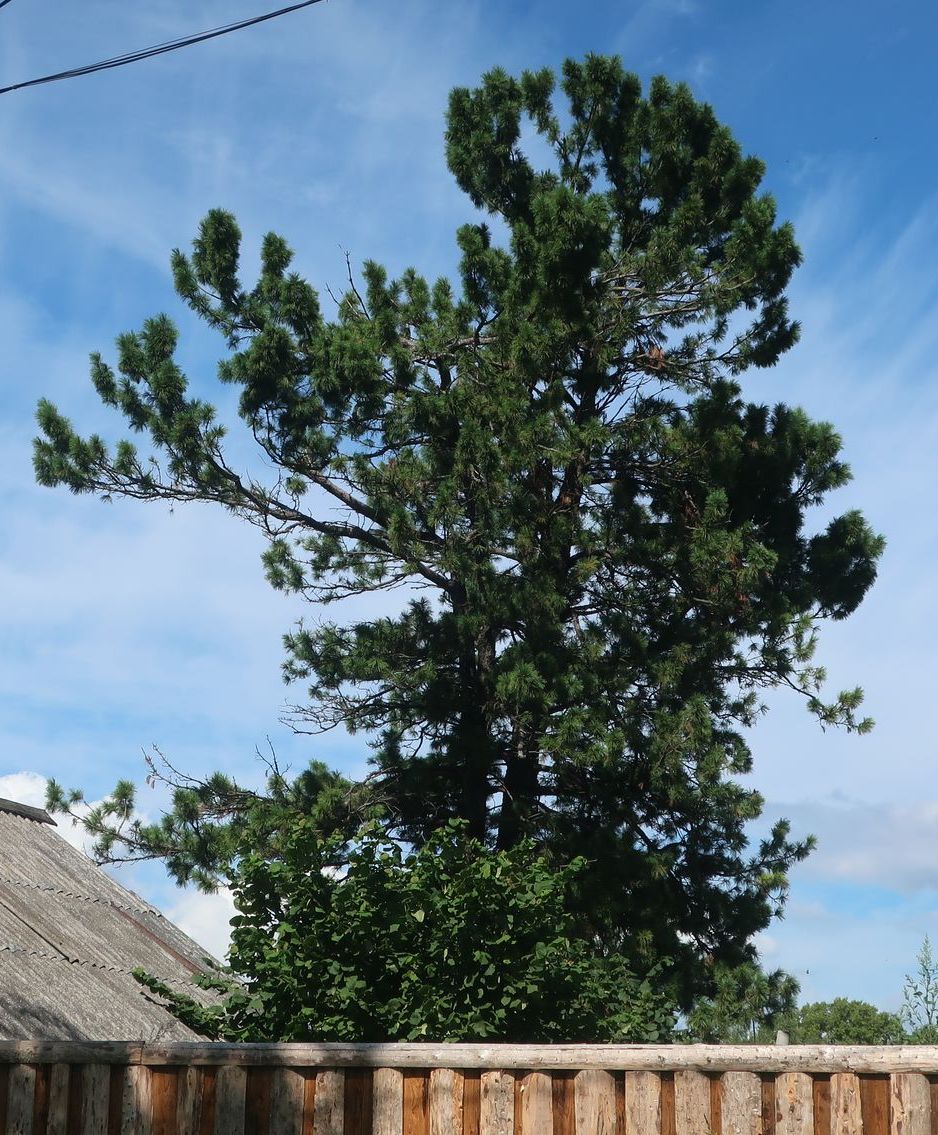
[0,796,218,1040]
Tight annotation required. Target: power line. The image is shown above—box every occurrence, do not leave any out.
[0,0,327,96]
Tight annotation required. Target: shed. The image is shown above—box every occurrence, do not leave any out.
[0,796,218,1040]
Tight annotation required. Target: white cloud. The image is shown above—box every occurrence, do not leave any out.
[166,886,236,962]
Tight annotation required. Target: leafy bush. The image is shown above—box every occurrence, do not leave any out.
[137,820,675,1042]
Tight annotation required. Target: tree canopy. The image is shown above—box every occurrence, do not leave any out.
[37,54,883,1010]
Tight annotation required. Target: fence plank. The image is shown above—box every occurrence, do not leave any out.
[33,1065,50,1135]
[812,1078,830,1135]
[121,1065,148,1135]
[269,1068,304,1135]
[892,1072,931,1135]
[479,1071,513,1135]
[46,1063,70,1135]
[81,1064,110,1135]
[245,1067,273,1135]
[151,1068,180,1135]
[373,1068,403,1135]
[344,1069,374,1135]
[462,1073,481,1135]
[403,1072,429,1135]
[862,1077,891,1135]
[625,1070,660,1135]
[214,1066,246,1135]
[720,1071,762,1135]
[301,1071,315,1135]
[774,1074,811,1135]
[674,1070,709,1135]
[428,1069,461,1135]
[198,1069,217,1135]
[8,1063,36,1135]
[312,1070,344,1135]
[516,1072,550,1135]
[575,1069,617,1135]
[176,1068,201,1135]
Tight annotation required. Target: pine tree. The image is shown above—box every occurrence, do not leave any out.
[36,56,884,1004]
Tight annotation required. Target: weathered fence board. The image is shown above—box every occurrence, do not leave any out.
[314,1070,345,1135]
[674,1069,709,1135]
[479,1070,512,1135]
[5,1044,938,1132]
[7,1062,35,1135]
[429,1069,461,1135]
[721,1070,762,1134]
[372,1067,402,1135]
[889,1071,930,1135]
[517,1071,550,1135]
[625,1069,660,1135]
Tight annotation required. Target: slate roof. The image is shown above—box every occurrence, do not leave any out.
[0,797,219,1040]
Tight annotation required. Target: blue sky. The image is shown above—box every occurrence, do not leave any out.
[2,0,938,1010]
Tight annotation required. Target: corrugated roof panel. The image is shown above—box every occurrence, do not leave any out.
[0,803,224,1039]
[0,950,204,1040]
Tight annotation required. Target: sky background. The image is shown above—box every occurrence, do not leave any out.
[2,0,938,1012]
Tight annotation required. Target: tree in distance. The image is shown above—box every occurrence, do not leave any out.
[791,999,905,1045]
[37,54,884,1019]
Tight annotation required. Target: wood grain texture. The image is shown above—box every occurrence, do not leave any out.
[8,1063,37,1135]
[150,1068,179,1135]
[625,1070,660,1135]
[245,1067,273,1135]
[176,1067,201,1135]
[0,1064,9,1135]
[121,1066,149,1135]
[517,1072,551,1135]
[774,1073,812,1135]
[761,1078,775,1135]
[197,1069,217,1135]
[81,1064,111,1135]
[479,1071,513,1135]
[576,1070,617,1135]
[812,1077,830,1135]
[269,1068,304,1135]
[301,1072,316,1135]
[711,1075,723,1135]
[721,1071,762,1135]
[214,1066,246,1135]
[658,1071,672,1135]
[33,1064,50,1135]
[13,1041,938,1073]
[312,1070,344,1135]
[674,1070,710,1135]
[550,1073,574,1135]
[428,1069,462,1135]
[49,1065,72,1135]
[373,1068,403,1135]
[892,1072,931,1135]
[344,1068,374,1135]
[461,1073,480,1135]
[830,1073,863,1135]
[861,1077,891,1135]
[403,1072,429,1135]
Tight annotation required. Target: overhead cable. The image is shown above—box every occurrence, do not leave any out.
[0,0,327,96]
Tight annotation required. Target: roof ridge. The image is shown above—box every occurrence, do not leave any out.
[0,876,161,918]
[0,797,55,825]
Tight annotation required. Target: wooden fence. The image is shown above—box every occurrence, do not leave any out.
[2,1042,938,1134]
